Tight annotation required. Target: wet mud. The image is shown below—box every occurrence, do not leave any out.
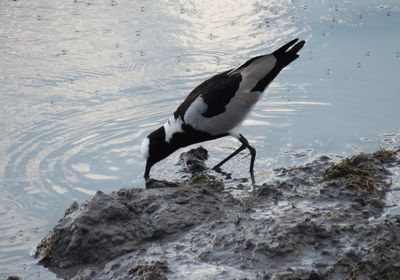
[34,147,400,279]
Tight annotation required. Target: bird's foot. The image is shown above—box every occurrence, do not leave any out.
[211,165,222,172]
[211,166,232,180]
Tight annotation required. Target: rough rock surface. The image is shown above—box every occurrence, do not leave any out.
[178,146,209,173]
[35,148,400,279]
[5,276,22,280]
[35,174,237,268]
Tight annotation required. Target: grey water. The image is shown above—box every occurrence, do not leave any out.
[0,0,399,278]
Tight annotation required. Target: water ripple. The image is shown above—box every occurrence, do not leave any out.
[3,0,400,277]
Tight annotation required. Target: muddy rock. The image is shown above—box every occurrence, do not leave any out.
[323,150,396,198]
[178,146,209,173]
[35,175,237,268]
[5,276,22,280]
[127,261,169,280]
[145,178,180,189]
[37,149,400,279]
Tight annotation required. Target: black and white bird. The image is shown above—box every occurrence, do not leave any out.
[141,38,305,179]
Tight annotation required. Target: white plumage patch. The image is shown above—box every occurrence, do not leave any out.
[229,54,276,80]
[184,55,277,136]
[184,93,262,135]
[164,116,184,143]
[140,137,150,159]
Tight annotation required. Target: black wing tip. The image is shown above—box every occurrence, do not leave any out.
[273,38,306,56]
[272,38,306,67]
[288,40,306,55]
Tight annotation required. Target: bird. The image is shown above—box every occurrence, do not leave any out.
[141,38,305,179]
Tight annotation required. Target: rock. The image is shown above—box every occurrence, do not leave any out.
[145,178,180,189]
[146,146,210,189]
[5,276,22,280]
[127,261,169,280]
[36,149,400,279]
[35,175,236,268]
[178,146,208,173]
[323,150,397,199]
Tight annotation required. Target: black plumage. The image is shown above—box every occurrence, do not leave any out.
[141,38,305,179]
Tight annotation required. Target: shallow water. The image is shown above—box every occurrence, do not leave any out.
[0,0,399,278]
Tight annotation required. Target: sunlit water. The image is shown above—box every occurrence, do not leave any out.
[1,0,400,278]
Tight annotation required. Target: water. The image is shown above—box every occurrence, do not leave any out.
[1,0,399,278]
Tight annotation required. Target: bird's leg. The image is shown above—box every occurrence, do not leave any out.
[212,143,246,171]
[237,134,256,174]
[212,134,256,175]
[144,161,153,180]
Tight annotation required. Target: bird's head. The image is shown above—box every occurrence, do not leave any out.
[141,126,178,179]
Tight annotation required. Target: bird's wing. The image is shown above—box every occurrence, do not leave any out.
[174,69,241,119]
[172,39,306,136]
[173,68,263,136]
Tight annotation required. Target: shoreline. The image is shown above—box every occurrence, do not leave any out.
[26,147,400,279]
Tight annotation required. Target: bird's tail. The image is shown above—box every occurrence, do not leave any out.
[273,38,306,68]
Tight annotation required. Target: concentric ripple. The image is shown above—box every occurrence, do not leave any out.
[2,0,400,278]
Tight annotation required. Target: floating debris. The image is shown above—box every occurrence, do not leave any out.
[207,33,215,40]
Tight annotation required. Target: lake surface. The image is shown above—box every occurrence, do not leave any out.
[1,0,399,278]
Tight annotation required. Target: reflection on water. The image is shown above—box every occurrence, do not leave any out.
[1,0,400,277]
